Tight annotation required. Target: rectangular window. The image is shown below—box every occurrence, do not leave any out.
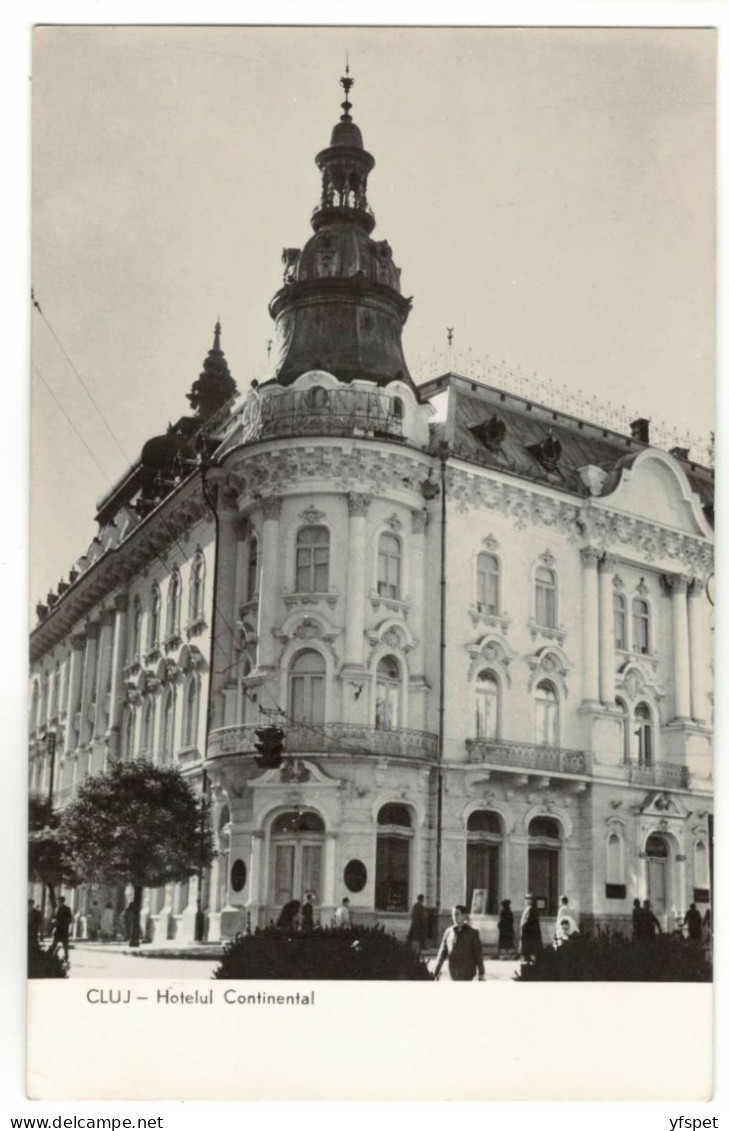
[375,837,410,912]
[274,845,295,906]
[614,600,626,650]
[289,674,325,724]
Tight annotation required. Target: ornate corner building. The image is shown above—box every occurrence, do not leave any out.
[29,72,714,947]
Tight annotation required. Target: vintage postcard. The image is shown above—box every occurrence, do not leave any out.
[27,25,714,1100]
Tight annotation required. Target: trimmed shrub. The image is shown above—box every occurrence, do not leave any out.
[28,946,69,979]
[214,924,433,981]
[516,929,712,982]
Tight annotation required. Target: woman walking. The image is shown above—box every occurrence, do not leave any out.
[497,899,516,959]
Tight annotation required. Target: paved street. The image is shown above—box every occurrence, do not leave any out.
[61,944,520,981]
[66,946,219,980]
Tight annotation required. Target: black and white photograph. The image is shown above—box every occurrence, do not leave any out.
[24,22,715,1101]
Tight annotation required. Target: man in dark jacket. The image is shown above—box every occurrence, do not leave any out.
[50,896,73,961]
[407,894,428,954]
[434,905,485,981]
[683,902,703,944]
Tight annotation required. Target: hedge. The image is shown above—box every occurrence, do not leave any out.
[516,930,712,982]
[214,924,433,981]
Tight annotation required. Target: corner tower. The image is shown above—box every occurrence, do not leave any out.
[269,68,414,387]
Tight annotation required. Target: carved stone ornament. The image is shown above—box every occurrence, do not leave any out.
[539,549,557,569]
[261,496,283,521]
[347,493,372,517]
[636,578,649,597]
[293,619,320,641]
[385,513,403,533]
[281,759,311,784]
[382,626,405,649]
[411,509,428,534]
[238,387,263,443]
[482,534,500,552]
[299,506,326,525]
[613,574,625,591]
[624,669,645,699]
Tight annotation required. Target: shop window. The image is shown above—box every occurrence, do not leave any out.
[375,804,412,912]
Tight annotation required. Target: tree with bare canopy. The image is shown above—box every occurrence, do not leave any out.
[58,760,214,947]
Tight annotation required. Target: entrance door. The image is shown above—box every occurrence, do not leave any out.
[528,848,559,916]
[270,811,325,916]
[646,834,669,920]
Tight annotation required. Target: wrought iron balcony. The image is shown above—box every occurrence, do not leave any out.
[465,737,588,776]
[208,721,439,761]
[259,388,403,442]
[627,761,691,789]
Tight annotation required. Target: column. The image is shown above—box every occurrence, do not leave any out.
[64,634,86,754]
[107,592,129,760]
[247,829,265,929]
[256,496,282,671]
[322,832,337,912]
[598,553,617,706]
[666,574,691,721]
[408,508,427,676]
[580,547,600,705]
[211,496,240,731]
[688,579,707,723]
[94,610,115,738]
[78,623,100,747]
[343,493,371,670]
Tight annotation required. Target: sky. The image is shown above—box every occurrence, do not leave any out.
[30,26,716,605]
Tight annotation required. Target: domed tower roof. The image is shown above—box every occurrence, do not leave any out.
[268,68,414,389]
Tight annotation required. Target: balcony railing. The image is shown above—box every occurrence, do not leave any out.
[465,737,588,775]
[627,761,691,789]
[259,388,403,442]
[208,722,439,761]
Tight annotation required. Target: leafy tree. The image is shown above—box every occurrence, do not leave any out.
[28,794,76,914]
[59,760,214,947]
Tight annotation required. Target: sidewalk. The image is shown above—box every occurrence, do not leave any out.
[68,940,224,960]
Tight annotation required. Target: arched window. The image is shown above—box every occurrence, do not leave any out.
[535,566,557,628]
[477,553,500,615]
[183,679,199,747]
[392,396,404,420]
[130,597,143,661]
[632,598,650,655]
[189,553,206,624]
[375,803,412,912]
[375,655,401,730]
[475,671,499,740]
[377,533,401,600]
[466,810,502,914]
[148,584,161,648]
[160,690,176,764]
[122,709,136,760]
[296,527,329,593]
[288,649,325,725]
[635,702,653,766]
[607,832,623,885]
[615,697,630,762]
[535,680,558,746]
[528,816,561,916]
[613,592,627,650]
[49,664,60,720]
[141,698,156,756]
[247,537,258,603]
[166,571,181,639]
[30,681,40,732]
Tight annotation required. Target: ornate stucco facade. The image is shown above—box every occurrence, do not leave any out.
[29,74,713,949]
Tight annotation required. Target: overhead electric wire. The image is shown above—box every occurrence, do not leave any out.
[32,361,116,486]
[32,290,132,467]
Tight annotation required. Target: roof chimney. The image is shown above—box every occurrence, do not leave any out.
[669,446,689,461]
[630,418,650,444]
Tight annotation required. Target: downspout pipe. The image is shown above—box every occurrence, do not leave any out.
[435,441,449,926]
[196,457,223,941]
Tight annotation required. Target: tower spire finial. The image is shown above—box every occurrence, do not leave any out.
[339,58,354,122]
